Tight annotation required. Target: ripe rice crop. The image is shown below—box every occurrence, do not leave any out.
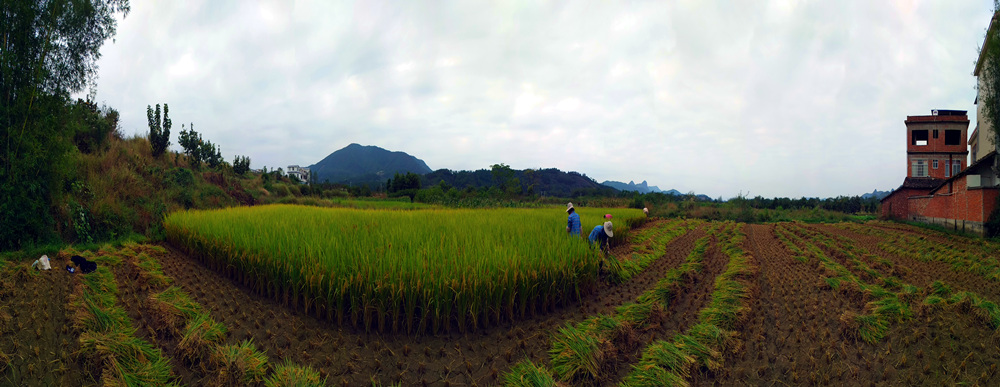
[164,204,644,333]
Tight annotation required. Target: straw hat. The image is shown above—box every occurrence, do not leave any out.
[566,202,574,212]
[643,207,649,215]
[603,221,614,237]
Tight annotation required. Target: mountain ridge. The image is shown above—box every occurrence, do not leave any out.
[602,180,663,193]
[308,143,432,184]
[861,189,891,200]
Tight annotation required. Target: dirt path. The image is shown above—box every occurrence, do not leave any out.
[154,220,704,386]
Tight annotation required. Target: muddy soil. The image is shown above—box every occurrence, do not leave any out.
[153,220,705,386]
[0,257,85,386]
[811,224,1000,302]
[696,224,1000,386]
[594,227,730,385]
[696,224,869,385]
[111,254,208,385]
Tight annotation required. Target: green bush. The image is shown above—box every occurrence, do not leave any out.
[171,168,194,187]
[176,190,194,209]
[985,203,1000,238]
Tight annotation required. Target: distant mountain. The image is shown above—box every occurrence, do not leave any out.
[599,180,703,198]
[601,180,663,193]
[861,189,892,200]
[424,168,613,197]
[309,144,432,184]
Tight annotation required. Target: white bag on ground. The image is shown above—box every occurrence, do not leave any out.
[31,255,51,270]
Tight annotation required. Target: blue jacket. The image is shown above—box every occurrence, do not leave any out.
[567,212,581,235]
[588,225,609,247]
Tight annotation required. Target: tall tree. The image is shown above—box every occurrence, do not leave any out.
[147,103,171,157]
[490,163,514,191]
[490,163,521,197]
[233,155,251,175]
[0,0,130,250]
[178,122,222,170]
[178,122,203,168]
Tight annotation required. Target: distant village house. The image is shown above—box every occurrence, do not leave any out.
[286,165,310,184]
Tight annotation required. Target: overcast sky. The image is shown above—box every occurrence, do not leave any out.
[87,0,995,199]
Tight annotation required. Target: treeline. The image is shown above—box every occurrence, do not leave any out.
[615,191,879,213]
[729,195,880,213]
[421,165,614,198]
[299,164,616,208]
[1,0,131,250]
[307,167,882,218]
[304,164,616,204]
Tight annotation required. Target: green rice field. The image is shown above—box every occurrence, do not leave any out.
[163,204,645,334]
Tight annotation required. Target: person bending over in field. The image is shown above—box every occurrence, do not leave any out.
[566,202,582,236]
[588,221,613,254]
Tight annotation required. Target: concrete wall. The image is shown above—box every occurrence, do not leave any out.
[969,126,992,163]
[909,215,987,235]
[975,76,997,163]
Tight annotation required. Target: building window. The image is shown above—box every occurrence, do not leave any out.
[912,160,927,177]
[932,160,938,169]
[933,130,939,139]
[912,130,929,146]
[945,130,961,145]
[953,160,961,175]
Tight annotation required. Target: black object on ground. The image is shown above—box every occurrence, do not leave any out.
[70,255,97,274]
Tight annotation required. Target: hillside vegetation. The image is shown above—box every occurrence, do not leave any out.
[2,103,342,253]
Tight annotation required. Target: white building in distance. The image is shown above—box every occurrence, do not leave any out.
[287,165,310,184]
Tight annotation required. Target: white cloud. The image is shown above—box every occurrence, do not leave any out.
[88,0,994,198]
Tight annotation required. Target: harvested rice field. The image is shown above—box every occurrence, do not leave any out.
[1,208,999,386]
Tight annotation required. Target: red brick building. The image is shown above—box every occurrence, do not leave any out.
[881,110,1000,235]
[881,177,944,220]
[903,110,969,180]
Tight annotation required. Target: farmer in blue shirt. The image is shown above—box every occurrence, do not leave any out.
[566,202,581,236]
[588,221,613,253]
